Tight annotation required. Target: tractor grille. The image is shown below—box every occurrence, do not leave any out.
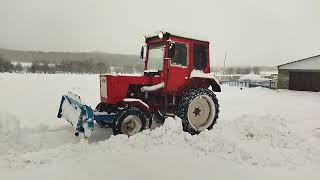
[100,76,107,98]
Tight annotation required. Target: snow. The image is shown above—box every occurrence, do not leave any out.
[239,73,271,82]
[60,95,81,129]
[1,73,320,179]
[145,29,209,42]
[260,70,278,76]
[11,62,32,67]
[144,69,159,73]
[102,72,143,76]
[0,112,20,155]
[190,70,220,83]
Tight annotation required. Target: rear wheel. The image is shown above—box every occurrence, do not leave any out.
[112,107,148,136]
[176,88,219,134]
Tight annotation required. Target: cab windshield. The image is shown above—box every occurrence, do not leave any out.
[147,44,164,71]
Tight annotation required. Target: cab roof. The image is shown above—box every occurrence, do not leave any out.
[145,31,209,43]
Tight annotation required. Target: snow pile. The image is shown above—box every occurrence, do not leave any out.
[208,114,319,167]
[0,112,21,155]
[239,73,270,82]
[2,115,318,170]
[60,96,81,130]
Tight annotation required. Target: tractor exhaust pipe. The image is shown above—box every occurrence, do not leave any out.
[141,82,165,92]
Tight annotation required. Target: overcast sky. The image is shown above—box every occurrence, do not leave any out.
[0,0,319,66]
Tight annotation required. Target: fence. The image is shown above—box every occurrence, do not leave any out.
[224,80,277,89]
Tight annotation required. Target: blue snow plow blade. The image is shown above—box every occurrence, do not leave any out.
[57,92,115,138]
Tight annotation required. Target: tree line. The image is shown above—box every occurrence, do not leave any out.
[223,66,261,75]
[28,59,109,74]
[0,55,143,74]
[2,54,266,75]
[0,56,23,72]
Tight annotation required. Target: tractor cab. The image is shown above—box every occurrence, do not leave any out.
[141,31,211,92]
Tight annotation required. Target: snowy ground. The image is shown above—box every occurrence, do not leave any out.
[0,73,320,179]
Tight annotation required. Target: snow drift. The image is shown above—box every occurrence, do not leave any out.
[0,112,20,155]
[1,73,320,180]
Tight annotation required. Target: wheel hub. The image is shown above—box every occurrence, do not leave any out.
[121,115,142,136]
[193,107,202,116]
[187,95,215,131]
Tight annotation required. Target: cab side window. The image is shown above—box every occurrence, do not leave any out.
[171,43,187,67]
[193,44,208,70]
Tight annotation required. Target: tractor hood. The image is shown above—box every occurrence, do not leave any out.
[99,74,162,104]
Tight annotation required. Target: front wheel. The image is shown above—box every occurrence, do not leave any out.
[176,88,220,134]
[112,107,148,136]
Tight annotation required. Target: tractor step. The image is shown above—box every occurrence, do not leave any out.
[165,113,175,117]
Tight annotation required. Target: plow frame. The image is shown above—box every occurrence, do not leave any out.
[57,92,116,137]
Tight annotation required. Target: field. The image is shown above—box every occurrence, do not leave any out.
[1,73,320,179]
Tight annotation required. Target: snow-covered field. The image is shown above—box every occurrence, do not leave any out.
[0,73,320,179]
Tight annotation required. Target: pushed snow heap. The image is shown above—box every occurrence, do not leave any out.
[0,112,21,155]
[5,115,318,169]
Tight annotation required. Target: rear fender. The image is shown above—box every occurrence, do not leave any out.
[190,77,221,92]
[207,79,221,92]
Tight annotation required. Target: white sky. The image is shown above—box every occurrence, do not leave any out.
[0,0,319,66]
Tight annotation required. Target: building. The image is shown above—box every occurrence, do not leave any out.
[277,55,320,91]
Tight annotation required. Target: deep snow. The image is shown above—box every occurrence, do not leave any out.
[0,73,320,179]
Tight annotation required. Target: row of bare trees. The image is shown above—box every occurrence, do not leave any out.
[29,59,110,74]
[223,66,261,75]
[0,56,23,72]
[0,55,110,74]
[0,55,143,74]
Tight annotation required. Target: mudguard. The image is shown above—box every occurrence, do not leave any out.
[121,98,152,119]
[190,70,221,92]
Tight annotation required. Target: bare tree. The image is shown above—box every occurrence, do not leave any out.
[0,55,14,72]
[252,66,260,74]
[13,62,23,72]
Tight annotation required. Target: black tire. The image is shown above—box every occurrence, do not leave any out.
[95,102,108,112]
[176,88,220,134]
[112,107,148,136]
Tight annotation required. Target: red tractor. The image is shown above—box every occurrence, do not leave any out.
[57,31,221,138]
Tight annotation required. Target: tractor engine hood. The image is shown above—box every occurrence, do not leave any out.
[99,74,162,104]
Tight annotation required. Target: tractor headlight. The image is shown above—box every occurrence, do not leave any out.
[100,76,107,98]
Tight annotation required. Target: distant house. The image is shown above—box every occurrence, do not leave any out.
[277,55,320,91]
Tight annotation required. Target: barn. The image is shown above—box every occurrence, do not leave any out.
[277,55,320,91]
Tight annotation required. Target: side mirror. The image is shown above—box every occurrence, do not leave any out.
[140,46,146,62]
[168,42,175,58]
